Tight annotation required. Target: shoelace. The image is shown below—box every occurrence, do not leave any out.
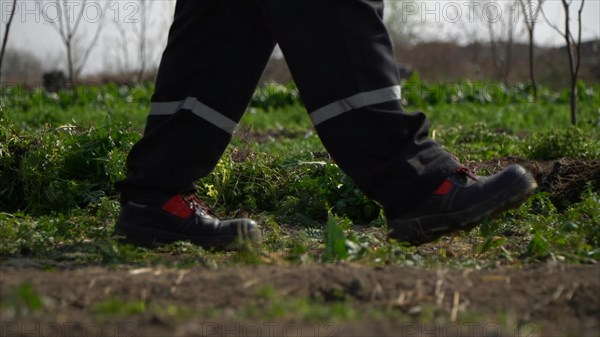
[446,150,479,181]
[454,166,479,181]
[183,194,217,219]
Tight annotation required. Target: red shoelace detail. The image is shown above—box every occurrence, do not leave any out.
[163,193,218,220]
[433,166,478,195]
[454,166,479,181]
[183,194,217,218]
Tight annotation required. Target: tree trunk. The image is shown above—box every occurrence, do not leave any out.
[0,0,18,80]
[570,80,578,125]
[67,41,74,85]
[528,29,538,100]
[562,0,577,126]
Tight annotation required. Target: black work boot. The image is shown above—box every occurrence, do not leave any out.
[387,164,537,246]
[115,194,262,249]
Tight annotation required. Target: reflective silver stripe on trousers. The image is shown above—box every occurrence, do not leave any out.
[149,97,237,134]
[310,85,402,126]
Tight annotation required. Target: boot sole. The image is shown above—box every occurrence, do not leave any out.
[388,167,538,245]
[115,221,263,250]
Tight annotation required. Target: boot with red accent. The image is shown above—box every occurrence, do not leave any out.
[387,164,538,246]
[115,194,261,249]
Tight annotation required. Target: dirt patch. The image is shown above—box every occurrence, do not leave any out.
[467,158,600,208]
[1,263,598,336]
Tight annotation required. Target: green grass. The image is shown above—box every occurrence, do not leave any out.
[0,81,599,269]
[0,283,44,316]
[92,297,147,317]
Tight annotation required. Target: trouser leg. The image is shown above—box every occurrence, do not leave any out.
[255,0,459,217]
[116,0,276,204]
[117,0,459,218]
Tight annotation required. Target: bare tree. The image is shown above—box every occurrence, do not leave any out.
[133,0,153,82]
[458,4,488,78]
[37,0,110,84]
[105,0,170,82]
[518,0,545,100]
[542,0,585,125]
[384,0,422,48]
[149,1,176,71]
[484,1,518,85]
[113,20,131,74]
[0,0,18,80]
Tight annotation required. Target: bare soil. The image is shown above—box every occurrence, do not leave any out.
[467,157,600,209]
[1,263,598,337]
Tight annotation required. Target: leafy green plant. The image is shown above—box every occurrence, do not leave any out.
[528,232,550,258]
[323,211,349,262]
[1,82,599,270]
[526,127,600,160]
[1,283,43,316]
[92,297,146,316]
[564,188,600,248]
[0,116,138,214]
[438,123,523,161]
[250,83,300,111]
[476,220,508,257]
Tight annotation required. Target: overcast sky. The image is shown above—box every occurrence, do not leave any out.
[2,0,599,76]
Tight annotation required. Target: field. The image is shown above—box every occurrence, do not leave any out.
[1,79,599,336]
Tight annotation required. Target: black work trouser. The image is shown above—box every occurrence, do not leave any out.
[115,0,459,219]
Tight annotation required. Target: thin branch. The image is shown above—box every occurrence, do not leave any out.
[518,0,533,31]
[62,0,68,36]
[113,21,130,72]
[575,0,585,75]
[71,0,89,39]
[75,1,110,78]
[540,2,567,38]
[0,0,18,76]
[519,0,545,32]
[38,0,68,44]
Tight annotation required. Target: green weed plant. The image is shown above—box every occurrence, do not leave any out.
[0,80,598,268]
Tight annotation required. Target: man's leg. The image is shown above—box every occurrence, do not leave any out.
[255,0,536,244]
[255,0,458,214]
[116,0,276,204]
[114,0,275,247]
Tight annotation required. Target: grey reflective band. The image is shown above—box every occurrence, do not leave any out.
[310,85,402,125]
[149,97,237,134]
